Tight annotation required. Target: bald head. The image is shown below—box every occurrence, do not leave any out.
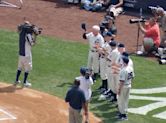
[156,7,165,16]
[92,25,100,36]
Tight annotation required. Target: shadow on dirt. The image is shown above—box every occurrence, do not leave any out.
[0,85,23,93]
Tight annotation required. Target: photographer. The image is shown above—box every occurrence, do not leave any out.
[14,21,37,87]
[100,16,117,40]
[138,17,161,55]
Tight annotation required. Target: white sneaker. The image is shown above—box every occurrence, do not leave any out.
[23,82,32,87]
[13,80,21,86]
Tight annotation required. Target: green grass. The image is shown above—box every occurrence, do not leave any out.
[0,30,166,123]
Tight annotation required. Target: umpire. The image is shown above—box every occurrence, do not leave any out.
[65,78,88,123]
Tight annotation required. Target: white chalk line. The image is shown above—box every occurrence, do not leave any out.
[131,87,166,94]
[0,109,16,121]
[128,101,166,115]
[153,111,166,120]
[129,86,166,121]
[129,95,166,102]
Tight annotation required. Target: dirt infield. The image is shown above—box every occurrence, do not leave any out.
[0,0,141,52]
[0,83,102,123]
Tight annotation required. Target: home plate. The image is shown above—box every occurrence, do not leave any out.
[0,109,16,121]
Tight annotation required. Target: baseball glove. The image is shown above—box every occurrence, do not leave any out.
[82,33,87,39]
[81,23,87,31]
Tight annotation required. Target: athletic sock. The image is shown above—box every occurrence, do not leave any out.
[23,72,29,83]
[103,79,108,90]
[16,70,21,81]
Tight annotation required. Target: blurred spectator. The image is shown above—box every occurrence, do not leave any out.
[105,0,124,17]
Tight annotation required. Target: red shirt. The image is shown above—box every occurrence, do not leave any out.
[145,23,160,47]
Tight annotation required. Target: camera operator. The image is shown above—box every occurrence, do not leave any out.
[102,17,117,40]
[14,21,37,87]
[138,17,161,55]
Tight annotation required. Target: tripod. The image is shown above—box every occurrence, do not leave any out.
[0,0,23,9]
[135,26,141,54]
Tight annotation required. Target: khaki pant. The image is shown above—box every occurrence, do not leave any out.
[69,106,82,123]
[87,51,99,73]
[118,86,130,114]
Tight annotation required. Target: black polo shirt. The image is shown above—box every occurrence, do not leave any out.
[65,86,86,110]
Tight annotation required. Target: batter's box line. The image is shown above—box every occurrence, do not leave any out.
[0,109,17,121]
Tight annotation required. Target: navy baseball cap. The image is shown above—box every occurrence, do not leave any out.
[80,66,89,76]
[122,56,129,64]
[109,41,117,47]
[122,52,129,57]
[118,43,125,48]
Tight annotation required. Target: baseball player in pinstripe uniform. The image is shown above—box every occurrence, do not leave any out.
[98,32,113,92]
[107,41,120,102]
[85,25,104,81]
[117,56,134,120]
[14,21,36,87]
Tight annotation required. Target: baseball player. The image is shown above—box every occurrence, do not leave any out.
[106,40,120,102]
[76,67,93,123]
[84,25,104,81]
[117,56,134,120]
[98,32,113,92]
[14,21,36,87]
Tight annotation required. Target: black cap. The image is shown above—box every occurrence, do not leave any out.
[109,41,117,47]
[80,67,88,76]
[122,52,129,57]
[118,43,125,48]
[122,56,129,64]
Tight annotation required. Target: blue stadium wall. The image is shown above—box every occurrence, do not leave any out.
[124,0,166,12]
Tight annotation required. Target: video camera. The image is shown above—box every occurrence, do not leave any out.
[129,18,146,24]
[99,15,115,36]
[99,20,109,33]
[18,23,42,35]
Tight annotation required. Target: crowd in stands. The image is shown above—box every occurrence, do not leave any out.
[66,0,124,17]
